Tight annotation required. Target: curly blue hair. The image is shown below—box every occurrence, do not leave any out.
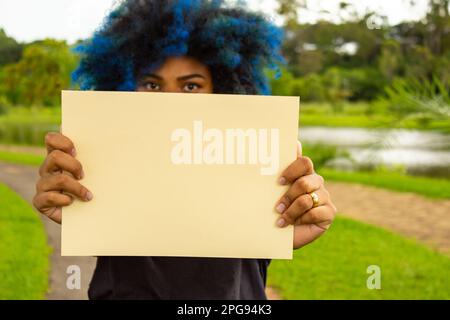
[72,0,285,95]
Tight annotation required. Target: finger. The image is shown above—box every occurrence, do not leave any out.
[275,173,324,214]
[39,149,83,179]
[297,140,302,158]
[276,188,328,227]
[36,173,93,201]
[278,156,314,185]
[295,205,336,227]
[293,224,328,249]
[41,207,63,224]
[33,191,74,223]
[45,132,76,156]
[33,191,74,209]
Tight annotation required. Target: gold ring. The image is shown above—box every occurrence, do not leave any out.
[309,191,319,208]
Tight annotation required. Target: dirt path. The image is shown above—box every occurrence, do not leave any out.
[327,181,450,255]
[0,162,96,300]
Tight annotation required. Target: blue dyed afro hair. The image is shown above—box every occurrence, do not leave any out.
[72,0,285,95]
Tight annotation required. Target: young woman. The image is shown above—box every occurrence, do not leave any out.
[33,0,337,299]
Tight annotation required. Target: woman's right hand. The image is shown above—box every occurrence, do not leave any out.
[33,132,93,224]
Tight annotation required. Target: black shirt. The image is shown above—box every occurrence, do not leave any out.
[88,256,271,299]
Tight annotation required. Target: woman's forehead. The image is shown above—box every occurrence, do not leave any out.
[146,56,211,78]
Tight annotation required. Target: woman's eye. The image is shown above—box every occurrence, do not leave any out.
[144,82,161,91]
[183,83,200,92]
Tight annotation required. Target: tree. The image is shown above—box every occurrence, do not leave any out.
[378,40,403,83]
[2,39,77,106]
[274,0,449,104]
[404,45,434,80]
[425,0,450,55]
[277,0,307,29]
[0,28,23,66]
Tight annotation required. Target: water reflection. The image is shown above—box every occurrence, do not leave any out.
[299,127,450,178]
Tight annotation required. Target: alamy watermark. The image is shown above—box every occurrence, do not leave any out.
[171,120,280,175]
[66,265,81,290]
[366,265,381,290]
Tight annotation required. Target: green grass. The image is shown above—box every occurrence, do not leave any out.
[319,168,450,199]
[0,183,50,299]
[301,114,393,128]
[0,106,60,146]
[300,102,450,131]
[0,150,44,167]
[301,113,450,131]
[268,216,450,299]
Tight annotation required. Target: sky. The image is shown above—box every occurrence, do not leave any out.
[0,0,431,44]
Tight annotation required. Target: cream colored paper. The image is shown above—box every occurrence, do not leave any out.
[61,90,299,259]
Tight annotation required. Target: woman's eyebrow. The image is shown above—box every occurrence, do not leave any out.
[177,74,206,81]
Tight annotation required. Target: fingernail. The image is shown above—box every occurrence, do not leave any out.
[85,191,93,201]
[71,148,77,157]
[276,203,286,213]
[277,218,286,228]
[79,170,84,180]
[278,177,286,185]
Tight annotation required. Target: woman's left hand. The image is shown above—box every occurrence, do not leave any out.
[275,141,337,249]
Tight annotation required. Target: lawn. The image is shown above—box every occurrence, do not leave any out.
[0,150,44,167]
[267,216,450,299]
[0,106,60,146]
[319,168,450,199]
[0,183,50,299]
[300,102,450,131]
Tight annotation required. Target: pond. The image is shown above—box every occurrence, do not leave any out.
[299,127,450,178]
